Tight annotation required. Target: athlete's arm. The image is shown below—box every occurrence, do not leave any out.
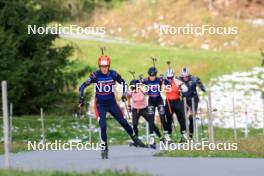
[115,71,128,101]
[141,78,148,85]
[196,77,206,92]
[115,71,127,94]
[127,91,132,111]
[162,77,170,85]
[79,72,97,99]
[175,78,188,93]
[138,84,148,95]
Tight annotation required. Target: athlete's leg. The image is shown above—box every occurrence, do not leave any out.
[148,101,162,138]
[132,108,140,137]
[109,102,146,147]
[140,107,155,134]
[165,101,173,135]
[109,102,134,137]
[94,101,108,143]
[147,103,156,129]
[187,99,194,138]
[194,97,199,114]
[174,100,186,134]
[158,101,168,132]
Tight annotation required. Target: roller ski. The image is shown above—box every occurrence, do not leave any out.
[148,135,156,149]
[101,143,108,159]
[129,136,148,148]
[164,132,172,143]
[179,132,188,143]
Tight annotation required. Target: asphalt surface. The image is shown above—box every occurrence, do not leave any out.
[0,145,263,176]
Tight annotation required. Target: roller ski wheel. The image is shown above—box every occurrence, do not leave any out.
[101,148,108,159]
[179,133,188,143]
[129,142,137,147]
[130,136,148,148]
[101,143,108,159]
[149,143,157,149]
[164,133,172,143]
[148,135,156,149]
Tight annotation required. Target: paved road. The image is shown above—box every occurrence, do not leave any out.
[0,145,263,176]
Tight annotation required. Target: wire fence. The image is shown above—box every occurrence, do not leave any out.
[1,81,264,168]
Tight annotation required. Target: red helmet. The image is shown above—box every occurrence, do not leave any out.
[98,55,111,66]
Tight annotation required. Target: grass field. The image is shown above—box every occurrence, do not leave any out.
[0,169,149,176]
[0,116,263,158]
[0,115,147,154]
[56,38,260,84]
[156,136,264,158]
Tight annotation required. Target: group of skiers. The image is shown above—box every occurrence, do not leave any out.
[78,51,206,159]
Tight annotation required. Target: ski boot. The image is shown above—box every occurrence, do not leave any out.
[101,142,108,159]
[179,132,188,143]
[148,134,156,149]
[159,137,166,144]
[131,136,147,148]
[189,133,193,140]
[164,132,172,143]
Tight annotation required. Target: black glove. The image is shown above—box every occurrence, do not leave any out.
[138,74,144,81]
[78,97,84,110]
[121,93,127,102]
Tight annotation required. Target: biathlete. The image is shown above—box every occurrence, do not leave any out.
[78,53,146,159]
[127,79,162,148]
[179,67,206,139]
[164,68,189,142]
[141,67,171,142]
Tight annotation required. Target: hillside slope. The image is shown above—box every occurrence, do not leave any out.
[87,0,264,52]
[57,38,260,83]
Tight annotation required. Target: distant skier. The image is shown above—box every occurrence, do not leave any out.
[141,67,171,142]
[79,52,146,159]
[164,68,189,142]
[127,79,162,148]
[179,67,206,139]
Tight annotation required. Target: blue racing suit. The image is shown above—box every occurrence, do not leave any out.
[142,77,169,133]
[79,69,134,143]
[180,75,206,137]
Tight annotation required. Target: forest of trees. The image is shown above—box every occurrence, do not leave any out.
[0,0,97,114]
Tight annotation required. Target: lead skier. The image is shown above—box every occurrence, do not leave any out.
[79,52,146,159]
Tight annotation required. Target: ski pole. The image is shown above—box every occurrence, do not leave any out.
[244,104,249,138]
[262,98,264,135]
[183,97,189,139]
[87,110,92,144]
[166,98,178,138]
[191,98,198,143]
[166,61,171,68]
[150,57,157,68]
[172,115,178,141]
[78,104,82,117]
[232,94,238,141]
[129,71,136,79]
[123,101,131,120]
[145,120,149,145]
[166,99,172,114]
[199,107,206,140]
[100,47,106,55]
[207,90,214,143]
